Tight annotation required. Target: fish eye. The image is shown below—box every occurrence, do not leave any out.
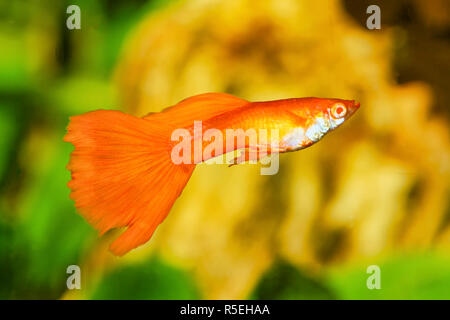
[331,103,347,119]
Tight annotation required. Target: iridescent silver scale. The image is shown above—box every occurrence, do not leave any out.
[281,113,345,151]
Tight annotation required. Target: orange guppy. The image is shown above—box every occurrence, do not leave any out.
[64,93,360,255]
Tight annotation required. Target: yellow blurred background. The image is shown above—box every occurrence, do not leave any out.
[0,0,449,299]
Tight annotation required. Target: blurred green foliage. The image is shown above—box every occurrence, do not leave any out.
[327,252,450,300]
[250,252,450,300]
[91,256,199,300]
[0,0,181,299]
[251,260,336,300]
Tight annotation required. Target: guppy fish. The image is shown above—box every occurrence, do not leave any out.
[64,93,359,255]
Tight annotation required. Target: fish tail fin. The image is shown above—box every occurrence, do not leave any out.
[64,110,195,256]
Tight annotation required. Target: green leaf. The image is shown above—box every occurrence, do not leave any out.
[251,259,336,300]
[0,32,31,92]
[47,75,118,115]
[91,256,199,300]
[16,135,95,298]
[326,251,450,300]
[0,103,21,183]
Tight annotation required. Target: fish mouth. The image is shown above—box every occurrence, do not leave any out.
[347,100,360,117]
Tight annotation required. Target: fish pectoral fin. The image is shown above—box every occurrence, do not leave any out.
[228,148,269,167]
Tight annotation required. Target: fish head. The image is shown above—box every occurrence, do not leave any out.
[296,98,360,144]
[323,98,360,129]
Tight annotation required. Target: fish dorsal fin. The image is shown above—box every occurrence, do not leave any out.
[143,93,249,127]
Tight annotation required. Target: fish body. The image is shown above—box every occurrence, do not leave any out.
[171,97,359,163]
[64,93,359,255]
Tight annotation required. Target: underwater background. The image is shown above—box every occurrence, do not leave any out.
[0,0,449,299]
